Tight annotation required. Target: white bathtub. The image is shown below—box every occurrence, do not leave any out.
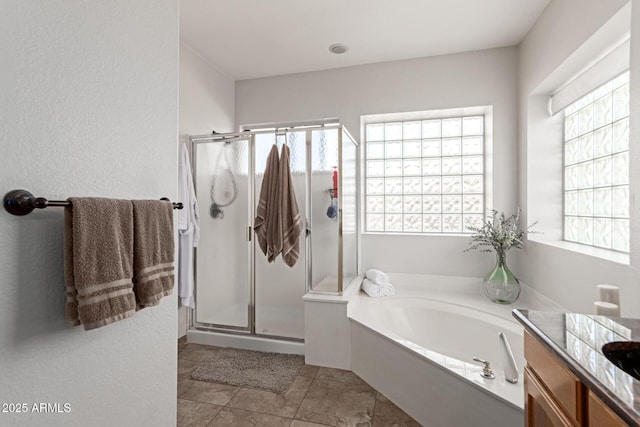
[348,273,563,427]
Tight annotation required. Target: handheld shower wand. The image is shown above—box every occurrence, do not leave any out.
[498,332,519,384]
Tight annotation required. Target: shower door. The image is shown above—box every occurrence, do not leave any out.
[193,138,252,330]
[192,132,307,339]
[253,131,306,339]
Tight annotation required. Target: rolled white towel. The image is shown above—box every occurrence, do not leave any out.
[381,282,395,296]
[362,279,383,297]
[365,269,389,285]
[362,278,395,298]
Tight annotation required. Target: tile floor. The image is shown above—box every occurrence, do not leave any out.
[178,341,421,427]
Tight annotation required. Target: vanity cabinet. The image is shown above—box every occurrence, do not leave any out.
[524,330,628,427]
[524,367,576,427]
[524,331,583,426]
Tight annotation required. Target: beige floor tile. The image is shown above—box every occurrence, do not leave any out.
[228,375,313,418]
[375,392,390,404]
[298,365,320,378]
[178,343,221,362]
[295,378,375,427]
[178,378,240,406]
[178,358,199,384]
[372,401,421,427]
[177,399,222,426]
[316,368,368,386]
[208,407,292,427]
[176,344,420,427]
[290,420,333,427]
[178,340,187,355]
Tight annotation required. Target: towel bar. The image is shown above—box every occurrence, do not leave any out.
[3,189,184,216]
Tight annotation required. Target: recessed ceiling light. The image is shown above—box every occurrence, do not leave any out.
[328,43,349,54]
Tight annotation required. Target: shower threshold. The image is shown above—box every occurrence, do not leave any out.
[187,329,305,355]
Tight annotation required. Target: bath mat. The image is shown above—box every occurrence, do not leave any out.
[190,348,304,394]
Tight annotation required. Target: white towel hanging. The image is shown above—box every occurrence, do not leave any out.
[178,141,199,308]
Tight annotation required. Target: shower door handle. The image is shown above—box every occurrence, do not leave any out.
[247,226,252,241]
[304,217,311,238]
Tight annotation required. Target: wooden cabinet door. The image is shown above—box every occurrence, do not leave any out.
[525,367,577,427]
[525,331,582,423]
[588,392,626,427]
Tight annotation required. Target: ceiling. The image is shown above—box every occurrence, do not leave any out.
[180,0,550,81]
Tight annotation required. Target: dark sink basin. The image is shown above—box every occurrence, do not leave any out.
[602,341,640,381]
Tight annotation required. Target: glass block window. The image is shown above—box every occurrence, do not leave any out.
[563,71,630,252]
[365,116,485,233]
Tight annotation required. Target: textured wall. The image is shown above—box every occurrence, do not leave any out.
[0,1,179,426]
[631,1,640,271]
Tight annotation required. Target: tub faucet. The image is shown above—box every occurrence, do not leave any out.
[472,357,495,379]
[498,332,519,384]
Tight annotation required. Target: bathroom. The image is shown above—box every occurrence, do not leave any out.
[2,0,640,426]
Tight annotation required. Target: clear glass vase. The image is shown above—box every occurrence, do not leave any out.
[482,251,521,304]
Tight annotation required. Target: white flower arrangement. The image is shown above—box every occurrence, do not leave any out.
[465,208,537,255]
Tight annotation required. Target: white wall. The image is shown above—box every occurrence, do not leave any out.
[236,47,519,277]
[517,0,640,317]
[179,44,235,136]
[0,2,179,426]
[178,44,235,336]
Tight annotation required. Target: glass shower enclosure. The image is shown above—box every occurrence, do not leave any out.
[189,121,359,341]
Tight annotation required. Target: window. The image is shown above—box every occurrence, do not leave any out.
[563,71,630,252]
[364,115,485,233]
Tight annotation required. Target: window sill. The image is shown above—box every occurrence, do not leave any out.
[528,238,630,266]
[362,232,472,238]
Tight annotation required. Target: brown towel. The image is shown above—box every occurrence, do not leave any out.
[280,144,303,267]
[132,200,175,308]
[64,198,137,330]
[254,144,282,262]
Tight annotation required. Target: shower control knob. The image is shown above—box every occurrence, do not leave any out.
[472,357,495,379]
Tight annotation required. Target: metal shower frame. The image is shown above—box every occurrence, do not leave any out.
[187,120,360,340]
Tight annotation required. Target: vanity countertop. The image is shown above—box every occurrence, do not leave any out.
[513,309,640,426]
